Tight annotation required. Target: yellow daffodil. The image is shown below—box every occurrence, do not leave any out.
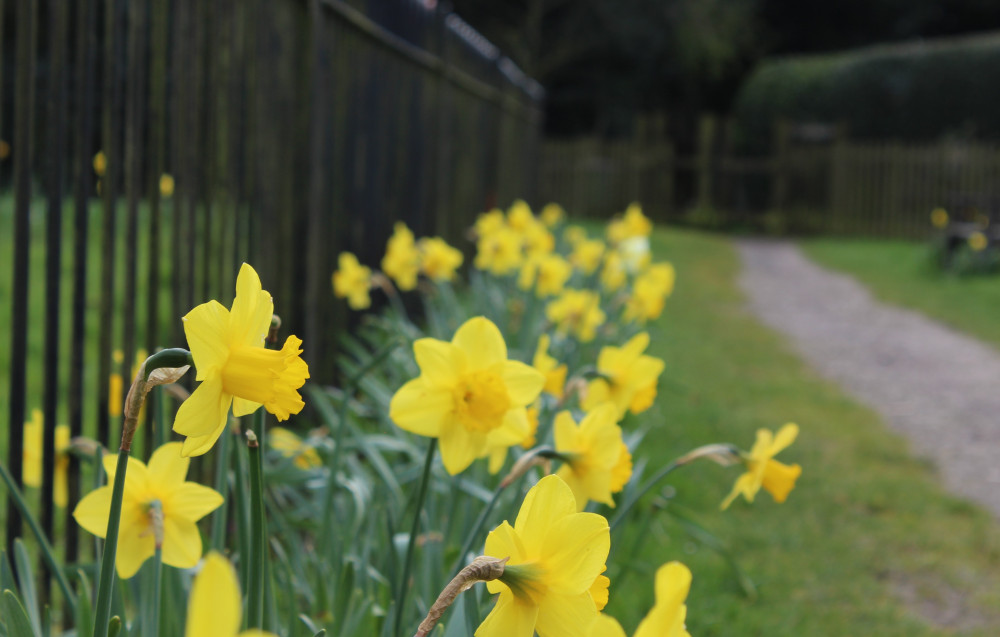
[520,254,572,297]
[333,252,372,310]
[184,552,277,637]
[483,405,539,474]
[160,173,175,198]
[587,562,691,637]
[622,203,653,238]
[507,199,535,231]
[554,403,628,510]
[475,227,524,276]
[532,335,567,399]
[546,289,605,343]
[478,474,610,637]
[173,263,309,457]
[601,252,627,292]
[618,236,651,273]
[969,231,989,252]
[269,427,321,469]
[541,203,565,227]
[624,263,675,323]
[523,222,555,259]
[930,207,949,229]
[609,442,632,493]
[22,409,71,508]
[389,317,544,475]
[109,349,124,416]
[590,569,611,611]
[583,332,664,418]
[634,562,692,637]
[563,225,587,246]
[73,442,224,578]
[721,423,802,510]
[475,208,506,238]
[93,151,107,176]
[571,239,606,275]
[419,237,464,282]
[382,222,421,291]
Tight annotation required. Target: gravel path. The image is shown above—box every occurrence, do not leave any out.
[737,239,1000,518]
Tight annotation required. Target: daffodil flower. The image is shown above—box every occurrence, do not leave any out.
[73,442,224,578]
[478,474,611,637]
[721,423,802,509]
[583,332,664,418]
[540,203,565,228]
[173,263,309,457]
[185,552,277,637]
[419,236,464,282]
[587,562,691,637]
[333,252,373,310]
[532,334,567,399]
[382,222,421,291]
[624,263,675,324]
[570,239,606,275]
[389,317,544,475]
[269,426,321,469]
[546,289,605,343]
[22,409,71,508]
[554,403,628,510]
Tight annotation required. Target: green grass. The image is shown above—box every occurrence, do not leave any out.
[801,238,1000,350]
[607,228,1000,635]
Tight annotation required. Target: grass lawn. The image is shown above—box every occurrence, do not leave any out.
[607,228,1000,635]
[801,238,1000,350]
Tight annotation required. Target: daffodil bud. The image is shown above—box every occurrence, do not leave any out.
[121,348,192,451]
[675,443,742,468]
[414,555,508,637]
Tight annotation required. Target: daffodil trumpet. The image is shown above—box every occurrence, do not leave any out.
[93,348,192,637]
[416,555,509,637]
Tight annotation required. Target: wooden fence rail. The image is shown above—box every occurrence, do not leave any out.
[1,0,542,590]
[540,115,1000,238]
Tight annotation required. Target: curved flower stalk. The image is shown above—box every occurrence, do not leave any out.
[22,409,71,508]
[478,475,611,637]
[173,263,309,457]
[587,562,692,637]
[721,423,802,509]
[73,442,224,578]
[583,332,664,418]
[553,403,631,510]
[333,252,373,310]
[389,316,544,474]
[185,552,277,637]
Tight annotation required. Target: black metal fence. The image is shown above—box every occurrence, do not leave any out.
[1,0,542,582]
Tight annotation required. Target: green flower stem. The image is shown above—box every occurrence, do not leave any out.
[394,439,437,637]
[93,448,130,637]
[151,546,162,637]
[0,459,76,610]
[210,422,232,551]
[246,423,266,630]
[609,459,681,533]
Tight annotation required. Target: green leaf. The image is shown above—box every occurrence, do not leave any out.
[2,590,38,637]
[74,571,94,637]
[12,541,41,636]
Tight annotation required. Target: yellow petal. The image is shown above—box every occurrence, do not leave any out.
[581,379,611,413]
[486,408,531,447]
[162,516,203,571]
[232,397,262,418]
[514,475,577,556]
[484,520,529,566]
[654,562,692,611]
[769,423,799,456]
[720,471,758,510]
[389,379,453,437]
[438,424,486,475]
[589,614,627,637]
[502,361,545,406]
[185,552,242,637]
[476,590,538,637]
[165,483,224,522]
[452,317,507,371]
[589,574,610,612]
[555,465,590,513]
[535,591,598,637]
[553,411,578,452]
[115,522,155,579]
[414,338,464,386]
[183,300,232,380]
[229,263,274,348]
[72,486,113,538]
[172,376,232,438]
[180,424,230,458]
[541,512,610,594]
[761,460,802,503]
[147,442,190,486]
[102,453,149,494]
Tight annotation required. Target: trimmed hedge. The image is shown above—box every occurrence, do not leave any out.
[733,32,1000,153]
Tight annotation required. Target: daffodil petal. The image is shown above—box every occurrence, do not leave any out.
[102,453,149,493]
[438,425,485,475]
[115,524,155,579]
[173,376,232,438]
[487,408,531,447]
[183,300,232,380]
[180,423,229,458]
[229,263,274,348]
[452,317,507,370]
[720,471,758,510]
[541,512,610,594]
[185,552,242,637]
[72,486,113,537]
[555,465,589,513]
[476,590,538,637]
[232,397,262,418]
[535,591,598,637]
[389,379,452,437]
[147,442,190,486]
[513,475,577,555]
[166,482,225,522]
[414,338,464,385]
[589,614,627,637]
[761,460,801,503]
[484,520,528,565]
[654,562,692,612]
[502,361,545,406]
[769,423,799,455]
[162,516,203,570]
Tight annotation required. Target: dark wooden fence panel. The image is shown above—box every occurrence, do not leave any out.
[1,0,543,593]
